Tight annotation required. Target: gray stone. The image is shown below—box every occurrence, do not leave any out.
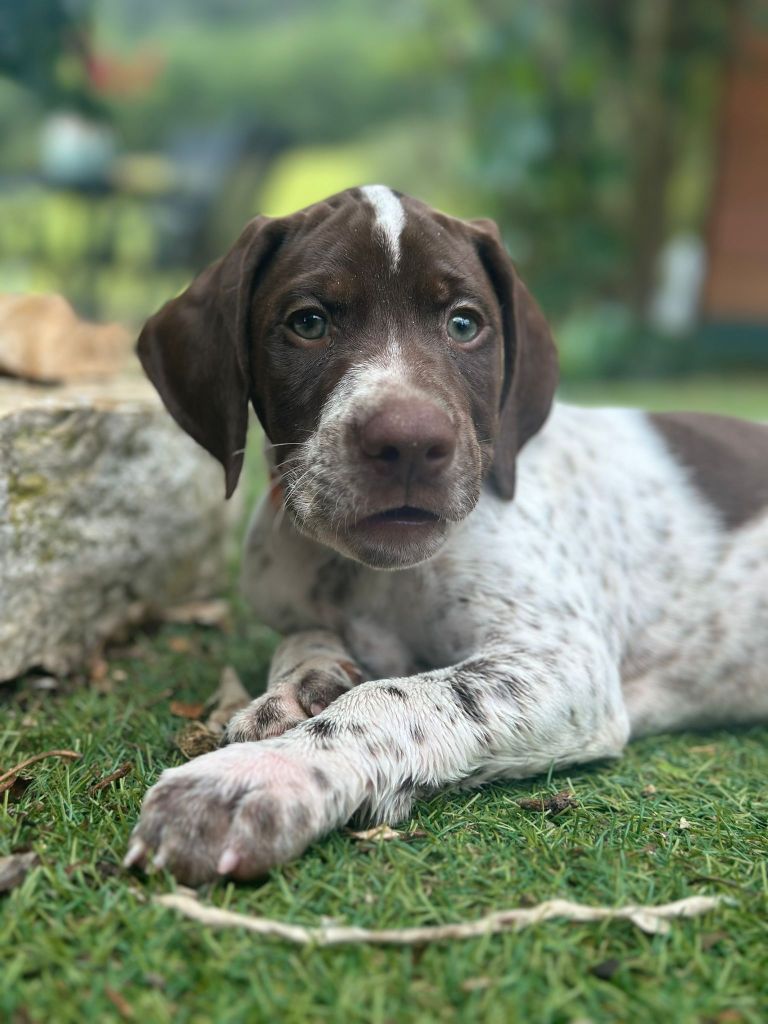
[0,373,232,680]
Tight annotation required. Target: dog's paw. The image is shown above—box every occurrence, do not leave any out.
[225,691,307,742]
[224,660,363,742]
[123,741,354,885]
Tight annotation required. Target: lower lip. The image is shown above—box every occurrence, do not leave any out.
[356,507,441,530]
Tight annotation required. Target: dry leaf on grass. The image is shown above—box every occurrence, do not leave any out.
[518,790,578,816]
[349,825,405,842]
[0,293,132,381]
[161,599,230,629]
[166,636,195,655]
[175,722,219,759]
[0,852,40,893]
[348,824,427,846]
[590,958,621,980]
[155,892,726,944]
[169,700,205,720]
[105,986,135,1020]
[461,977,492,992]
[171,667,251,757]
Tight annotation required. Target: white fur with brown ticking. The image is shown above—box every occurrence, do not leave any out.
[126,187,768,884]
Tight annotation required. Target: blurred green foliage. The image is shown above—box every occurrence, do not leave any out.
[1,0,762,377]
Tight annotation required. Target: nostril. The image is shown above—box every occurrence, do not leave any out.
[378,444,400,462]
[426,442,452,462]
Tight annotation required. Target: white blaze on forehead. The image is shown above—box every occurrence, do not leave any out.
[360,184,406,269]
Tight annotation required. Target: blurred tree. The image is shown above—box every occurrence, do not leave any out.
[0,0,104,115]
[0,0,744,363]
[438,0,733,324]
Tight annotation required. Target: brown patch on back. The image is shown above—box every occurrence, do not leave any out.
[650,411,768,528]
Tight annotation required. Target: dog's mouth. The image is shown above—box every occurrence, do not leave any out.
[356,505,442,529]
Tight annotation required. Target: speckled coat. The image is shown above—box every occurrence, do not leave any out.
[126,186,768,884]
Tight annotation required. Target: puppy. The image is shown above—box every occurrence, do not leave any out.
[125,186,768,884]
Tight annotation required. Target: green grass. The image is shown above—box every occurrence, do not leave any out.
[2,375,768,1024]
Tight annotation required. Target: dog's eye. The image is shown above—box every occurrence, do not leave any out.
[447,311,479,344]
[289,309,328,341]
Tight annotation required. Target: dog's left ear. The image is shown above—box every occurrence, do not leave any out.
[471,218,559,499]
[137,216,282,498]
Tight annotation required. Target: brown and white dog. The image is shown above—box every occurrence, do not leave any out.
[126,186,768,884]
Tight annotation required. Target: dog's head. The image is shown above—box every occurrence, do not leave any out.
[138,186,558,569]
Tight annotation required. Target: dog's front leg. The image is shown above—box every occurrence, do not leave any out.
[226,630,368,741]
[126,643,629,884]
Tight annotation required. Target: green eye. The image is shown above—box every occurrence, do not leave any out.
[289,309,327,341]
[447,311,479,343]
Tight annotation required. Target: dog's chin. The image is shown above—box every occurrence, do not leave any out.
[346,511,451,569]
[295,507,454,570]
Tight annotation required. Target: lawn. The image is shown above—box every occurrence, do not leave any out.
[2,375,767,1024]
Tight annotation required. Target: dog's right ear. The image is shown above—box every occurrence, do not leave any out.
[137,216,281,498]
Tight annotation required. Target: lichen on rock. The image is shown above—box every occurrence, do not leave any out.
[0,374,232,681]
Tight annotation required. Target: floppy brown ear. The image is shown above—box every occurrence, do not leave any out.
[136,216,281,498]
[472,219,559,500]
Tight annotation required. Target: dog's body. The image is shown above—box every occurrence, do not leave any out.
[126,187,768,884]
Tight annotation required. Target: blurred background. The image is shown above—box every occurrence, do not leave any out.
[1,0,767,410]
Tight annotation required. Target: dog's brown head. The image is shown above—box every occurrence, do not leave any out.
[138,186,558,569]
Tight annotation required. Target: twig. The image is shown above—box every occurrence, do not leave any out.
[155,892,726,944]
[0,749,82,791]
[88,761,134,795]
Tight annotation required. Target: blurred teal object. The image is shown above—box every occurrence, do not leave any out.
[39,112,115,188]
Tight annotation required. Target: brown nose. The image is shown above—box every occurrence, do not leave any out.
[358,398,456,482]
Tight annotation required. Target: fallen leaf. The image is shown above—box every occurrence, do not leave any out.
[6,776,32,801]
[461,976,492,992]
[678,817,692,830]
[690,744,717,756]
[161,599,230,629]
[590,958,621,980]
[89,657,109,682]
[105,986,134,1019]
[169,700,205,720]
[701,930,729,950]
[518,790,578,816]
[0,292,132,381]
[642,784,658,796]
[0,851,40,892]
[349,824,404,842]
[167,636,195,654]
[175,722,219,759]
[205,666,251,735]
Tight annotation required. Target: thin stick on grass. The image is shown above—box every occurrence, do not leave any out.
[155,892,726,944]
[0,749,82,792]
[88,761,134,795]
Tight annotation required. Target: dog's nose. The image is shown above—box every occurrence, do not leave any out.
[359,399,456,480]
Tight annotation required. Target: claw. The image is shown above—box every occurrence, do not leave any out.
[217,848,240,876]
[123,838,147,869]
